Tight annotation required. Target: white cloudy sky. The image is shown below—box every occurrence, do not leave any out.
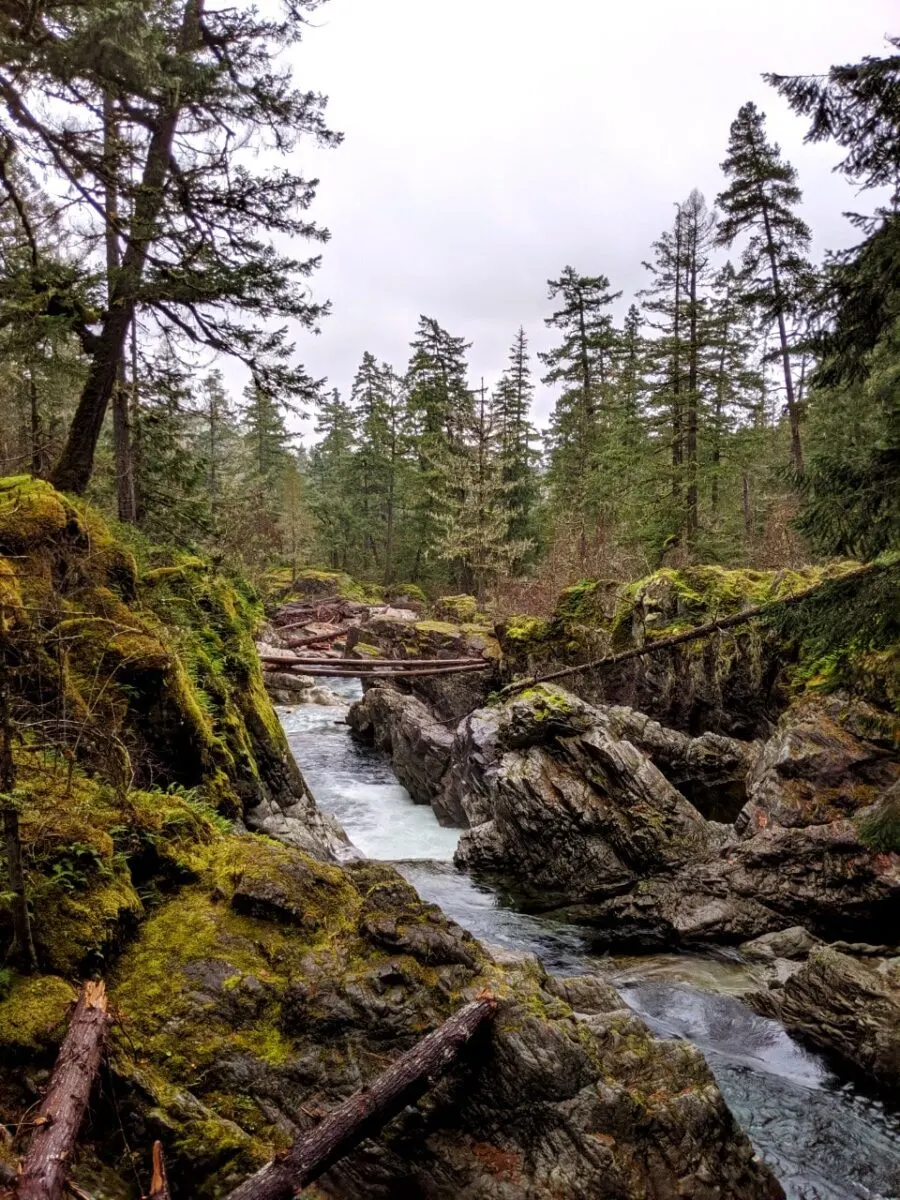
[278,0,895,434]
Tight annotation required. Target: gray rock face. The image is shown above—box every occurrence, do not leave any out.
[454,689,713,903]
[749,947,900,1093]
[348,686,459,823]
[739,695,900,835]
[449,686,900,947]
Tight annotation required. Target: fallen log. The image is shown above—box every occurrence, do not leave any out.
[499,560,885,698]
[145,1142,170,1200]
[16,981,110,1200]
[264,664,492,680]
[274,662,489,672]
[225,995,497,1200]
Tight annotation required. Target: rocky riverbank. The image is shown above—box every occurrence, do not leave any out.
[0,482,785,1198]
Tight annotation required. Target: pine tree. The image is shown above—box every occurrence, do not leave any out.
[493,328,540,556]
[0,0,339,494]
[309,389,359,570]
[197,371,241,539]
[434,381,529,599]
[540,267,621,565]
[716,102,812,474]
[239,382,297,565]
[767,44,900,555]
[405,316,473,579]
[350,354,408,583]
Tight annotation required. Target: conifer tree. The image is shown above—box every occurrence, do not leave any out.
[308,389,359,570]
[540,267,621,565]
[350,354,408,582]
[493,328,540,554]
[0,0,339,494]
[768,44,900,554]
[197,371,241,539]
[405,316,473,578]
[716,102,812,474]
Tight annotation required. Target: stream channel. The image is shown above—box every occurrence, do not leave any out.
[280,679,900,1200]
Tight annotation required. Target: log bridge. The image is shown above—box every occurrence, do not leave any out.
[260,654,491,680]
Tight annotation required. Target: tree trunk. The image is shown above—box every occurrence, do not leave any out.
[16,981,110,1200]
[225,996,497,1200]
[49,0,204,495]
[761,204,803,475]
[28,372,43,477]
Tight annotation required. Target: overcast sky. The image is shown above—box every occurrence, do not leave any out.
[279,0,895,435]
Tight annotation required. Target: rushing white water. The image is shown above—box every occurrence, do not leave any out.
[278,682,900,1200]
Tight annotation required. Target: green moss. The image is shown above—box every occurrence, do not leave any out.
[0,476,74,552]
[503,616,551,645]
[353,642,383,658]
[387,582,427,604]
[415,619,463,636]
[0,974,77,1059]
[434,594,479,622]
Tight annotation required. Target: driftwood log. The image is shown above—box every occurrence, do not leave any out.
[500,560,884,697]
[15,981,110,1200]
[225,995,497,1200]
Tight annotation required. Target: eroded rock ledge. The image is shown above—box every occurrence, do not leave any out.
[350,682,900,948]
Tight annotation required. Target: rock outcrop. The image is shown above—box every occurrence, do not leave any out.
[748,946,900,1094]
[446,685,900,947]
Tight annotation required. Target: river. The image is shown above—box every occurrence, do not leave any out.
[280,681,900,1200]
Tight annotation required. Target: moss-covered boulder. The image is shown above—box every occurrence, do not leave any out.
[0,476,344,862]
[433,593,480,622]
[96,835,780,1199]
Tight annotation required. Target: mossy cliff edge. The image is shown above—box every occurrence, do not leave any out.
[498,561,899,736]
[0,479,782,1199]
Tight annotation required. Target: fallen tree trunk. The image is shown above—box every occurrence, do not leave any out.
[225,994,497,1200]
[270,656,486,669]
[265,664,491,680]
[500,561,884,697]
[16,981,110,1200]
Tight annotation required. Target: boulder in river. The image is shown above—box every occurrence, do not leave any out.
[748,946,900,1094]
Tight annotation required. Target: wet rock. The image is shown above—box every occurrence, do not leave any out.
[740,926,822,962]
[348,686,457,820]
[448,686,900,948]
[346,614,500,722]
[749,947,900,1093]
[106,838,783,1199]
[454,686,713,901]
[740,695,900,835]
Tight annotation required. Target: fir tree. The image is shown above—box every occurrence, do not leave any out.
[767,43,900,555]
[716,102,812,474]
[540,267,621,564]
[493,328,540,555]
[309,389,359,570]
[405,316,473,578]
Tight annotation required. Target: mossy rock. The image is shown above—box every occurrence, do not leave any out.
[289,568,369,602]
[0,974,77,1060]
[386,581,427,606]
[433,594,479,622]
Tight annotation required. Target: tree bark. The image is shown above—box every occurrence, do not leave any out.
[761,203,803,475]
[49,0,204,495]
[15,981,110,1200]
[225,995,497,1200]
